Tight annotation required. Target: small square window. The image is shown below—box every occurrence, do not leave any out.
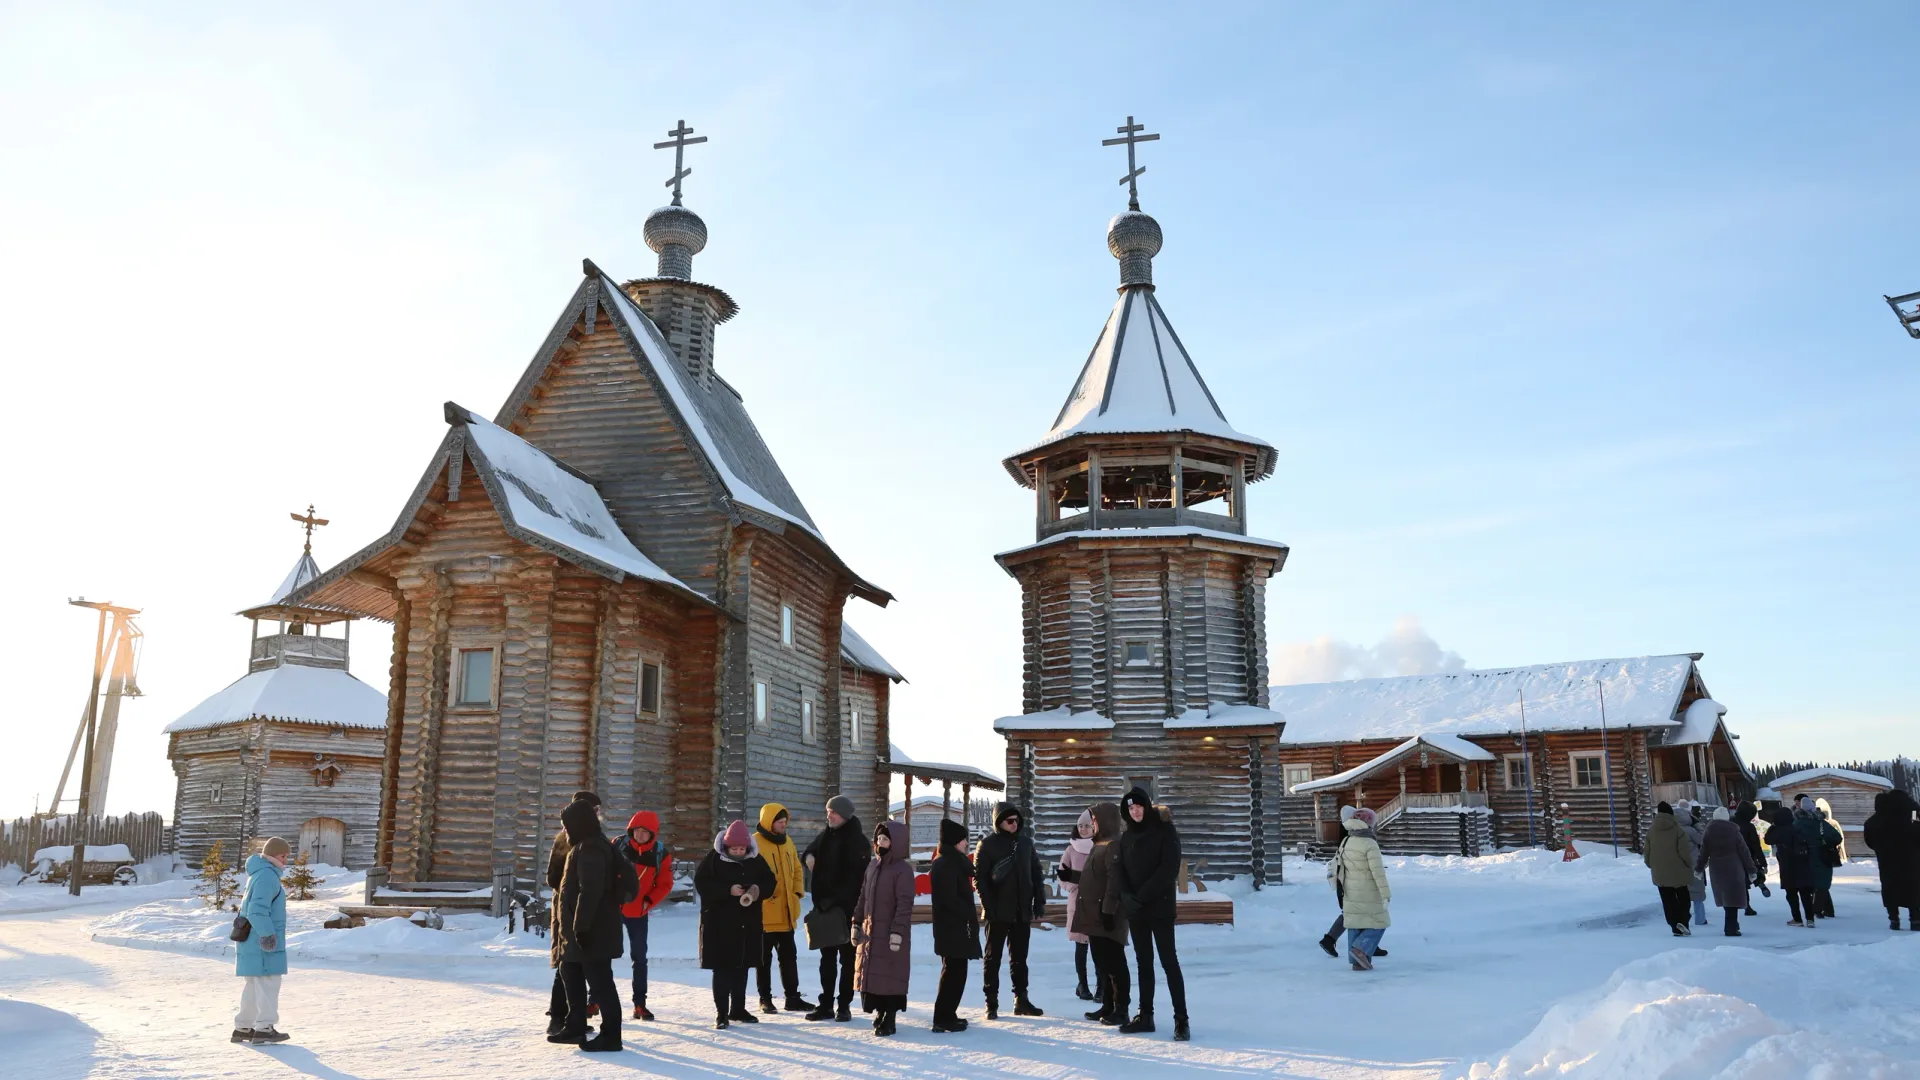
[1571,753,1607,789]
[849,707,862,748]
[210,781,224,805]
[801,699,815,743]
[754,681,770,730]
[1283,764,1312,795]
[639,662,662,716]
[456,648,495,707]
[780,605,795,646]
[1122,640,1153,667]
[1505,755,1532,790]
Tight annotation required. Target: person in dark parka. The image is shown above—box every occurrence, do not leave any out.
[854,819,915,1037]
[1863,789,1920,930]
[1768,805,1835,927]
[551,797,637,1052]
[972,801,1047,1019]
[1643,802,1696,936]
[1696,807,1757,936]
[546,791,605,1036]
[1116,789,1189,1041]
[695,819,777,1029]
[1733,802,1769,915]
[1069,802,1128,1026]
[929,817,981,1032]
[801,795,871,1022]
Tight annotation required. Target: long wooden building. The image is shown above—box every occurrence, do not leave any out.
[284,191,899,888]
[167,544,388,869]
[993,201,1290,886]
[1274,654,1753,856]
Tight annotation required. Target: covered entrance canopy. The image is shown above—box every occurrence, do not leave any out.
[1294,733,1494,840]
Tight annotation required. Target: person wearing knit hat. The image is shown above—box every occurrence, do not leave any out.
[695,819,776,1029]
[232,838,292,1043]
[801,795,871,1021]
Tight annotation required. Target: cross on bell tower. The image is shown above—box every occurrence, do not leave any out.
[1102,115,1161,212]
[289,505,328,555]
[654,120,708,207]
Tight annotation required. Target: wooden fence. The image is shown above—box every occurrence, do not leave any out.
[1,812,169,869]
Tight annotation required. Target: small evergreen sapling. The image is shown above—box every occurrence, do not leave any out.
[195,840,239,909]
[282,851,323,900]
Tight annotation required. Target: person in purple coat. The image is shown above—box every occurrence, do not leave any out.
[854,820,915,1037]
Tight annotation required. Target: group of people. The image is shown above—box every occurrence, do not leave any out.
[1645,794,1852,937]
[538,786,1193,1050]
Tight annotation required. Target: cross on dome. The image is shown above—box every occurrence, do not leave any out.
[1101,115,1160,211]
[289,505,328,555]
[653,120,708,206]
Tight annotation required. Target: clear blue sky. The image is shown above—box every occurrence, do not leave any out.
[2,4,1914,818]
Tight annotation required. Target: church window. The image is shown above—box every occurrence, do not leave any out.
[1178,452,1238,515]
[1099,457,1175,511]
[1570,752,1608,788]
[754,681,770,730]
[456,648,495,708]
[210,781,224,805]
[780,605,795,646]
[849,707,862,748]
[801,698,816,744]
[638,661,662,716]
[1504,755,1532,790]
[1283,764,1312,795]
[1045,459,1090,523]
[1121,640,1154,667]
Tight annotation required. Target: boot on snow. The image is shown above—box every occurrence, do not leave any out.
[581,1032,622,1053]
[230,1029,255,1044]
[835,1001,853,1022]
[728,1009,760,1024]
[545,1015,566,1036]
[632,1003,655,1022]
[1373,947,1388,957]
[1100,1004,1128,1026]
[250,1026,290,1044]
[1318,935,1338,957]
[1174,1019,1191,1042]
[804,997,835,1022]
[1076,978,1094,1001]
[1013,996,1045,1017]
[784,993,813,1012]
[984,999,999,1020]
[760,995,778,1014]
[1118,1014,1155,1034]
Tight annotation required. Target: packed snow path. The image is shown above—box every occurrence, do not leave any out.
[4,851,1917,1078]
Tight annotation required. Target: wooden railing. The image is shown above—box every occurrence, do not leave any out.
[1377,791,1489,830]
[1652,781,1719,807]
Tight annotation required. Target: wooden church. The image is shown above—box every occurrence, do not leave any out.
[167,521,389,869]
[285,132,898,888]
[993,124,1290,886]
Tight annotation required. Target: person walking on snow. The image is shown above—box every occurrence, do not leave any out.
[232,836,292,1044]
[1813,798,1844,918]
[551,798,637,1052]
[929,817,982,1032]
[1696,806,1757,936]
[973,801,1048,1020]
[1317,806,1388,959]
[753,803,809,1014]
[1116,789,1190,1041]
[1767,803,1833,927]
[1071,802,1129,1027]
[694,819,776,1029]
[546,791,606,1035]
[1336,807,1391,972]
[855,819,915,1037]
[1644,802,1697,936]
[1734,801,1769,916]
[802,795,870,1022]
[1863,789,1920,931]
[1678,803,1711,927]
[618,810,673,1022]
[1057,809,1096,1001]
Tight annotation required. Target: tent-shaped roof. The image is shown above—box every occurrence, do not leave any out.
[1004,287,1275,481]
[840,623,905,682]
[1273,654,1703,744]
[165,663,387,734]
[1294,733,1497,795]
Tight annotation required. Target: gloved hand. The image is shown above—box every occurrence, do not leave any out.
[888,933,902,953]
[261,935,278,951]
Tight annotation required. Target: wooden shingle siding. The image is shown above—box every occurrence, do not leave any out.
[169,720,385,870]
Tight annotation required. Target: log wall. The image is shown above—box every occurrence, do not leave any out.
[168,719,384,869]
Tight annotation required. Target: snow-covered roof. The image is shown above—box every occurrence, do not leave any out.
[1012,288,1271,467]
[889,794,968,814]
[165,663,387,733]
[1293,734,1497,795]
[1273,654,1699,744]
[1163,703,1285,730]
[998,525,1289,563]
[34,843,132,863]
[840,623,904,682]
[450,407,699,597]
[886,743,1004,788]
[1770,767,1893,792]
[266,552,320,606]
[992,706,1115,733]
[1664,698,1726,746]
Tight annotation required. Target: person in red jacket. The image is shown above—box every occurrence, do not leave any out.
[619,811,675,1021]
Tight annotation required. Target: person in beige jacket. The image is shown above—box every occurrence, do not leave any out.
[1336,808,1391,971]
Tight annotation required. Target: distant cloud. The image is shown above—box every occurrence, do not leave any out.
[1271,616,1467,685]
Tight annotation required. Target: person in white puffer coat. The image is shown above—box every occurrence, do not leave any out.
[1336,808,1391,971]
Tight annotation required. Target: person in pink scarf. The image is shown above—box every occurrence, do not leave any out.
[1057,809,1097,1000]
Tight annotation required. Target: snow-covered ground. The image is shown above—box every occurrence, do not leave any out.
[3,849,1916,1078]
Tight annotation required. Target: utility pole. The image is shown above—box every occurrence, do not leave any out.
[1887,291,1920,339]
[66,600,113,895]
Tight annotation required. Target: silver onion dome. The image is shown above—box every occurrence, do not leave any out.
[644,204,708,280]
[1107,210,1162,288]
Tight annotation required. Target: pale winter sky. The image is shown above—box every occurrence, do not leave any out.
[2,5,1915,820]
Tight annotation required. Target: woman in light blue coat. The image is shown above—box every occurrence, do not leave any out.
[233,837,291,1044]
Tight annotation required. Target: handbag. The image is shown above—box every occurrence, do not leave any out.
[229,914,252,942]
[804,904,851,950]
[1822,844,1842,869]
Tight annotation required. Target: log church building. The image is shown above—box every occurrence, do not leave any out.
[285,127,900,888]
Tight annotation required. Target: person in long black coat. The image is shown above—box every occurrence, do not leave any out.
[929,818,981,1032]
[1863,789,1920,931]
[545,791,603,1035]
[1733,802,1769,915]
[1116,789,1188,1041]
[972,801,1047,1019]
[551,798,637,1051]
[801,795,871,1021]
[695,819,778,1029]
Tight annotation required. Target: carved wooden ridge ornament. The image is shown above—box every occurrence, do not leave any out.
[653,120,708,206]
[290,505,329,555]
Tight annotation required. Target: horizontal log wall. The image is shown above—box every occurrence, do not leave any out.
[739,532,847,840]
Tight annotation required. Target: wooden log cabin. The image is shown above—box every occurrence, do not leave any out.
[1769,766,1892,852]
[282,196,899,889]
[992,204,1290,886]
[167,542,388,869]
[1272,654,1753,857]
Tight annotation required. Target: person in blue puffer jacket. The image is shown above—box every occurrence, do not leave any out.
[233,836,292,1044]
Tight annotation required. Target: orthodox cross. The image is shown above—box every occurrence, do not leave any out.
[1102,115,1161,211]
[653,120,708,206]
[290,505,329,555]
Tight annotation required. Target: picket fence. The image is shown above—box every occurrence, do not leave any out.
[1,812,169,869]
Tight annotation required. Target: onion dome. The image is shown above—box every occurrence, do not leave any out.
[644,204,708,280]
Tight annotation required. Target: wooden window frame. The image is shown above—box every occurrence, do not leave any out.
[209,780,224,805]
[1569,751,1609,789]
[451,642,501,711]
[1282,763,1312,796]
[637,658,664,717]
[1504,754,1532,790]
[849,705,862,749]
[779,603,796,648]
[754,680,771,731]
[801,695,816,745]
[1120,639,1157,668]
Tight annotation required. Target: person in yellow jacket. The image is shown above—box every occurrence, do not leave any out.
[755,803,811,1013]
